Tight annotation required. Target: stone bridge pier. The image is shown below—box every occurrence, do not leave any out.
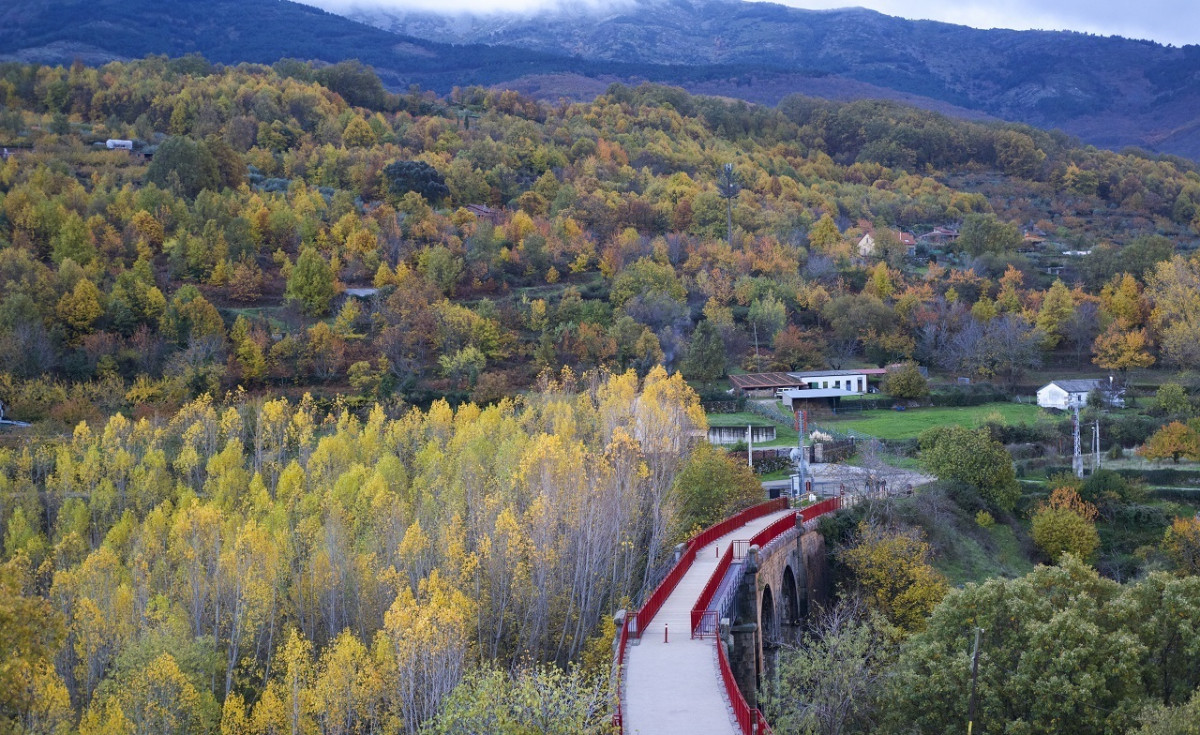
[723,515,831,709]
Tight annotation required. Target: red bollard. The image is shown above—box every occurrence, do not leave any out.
[664,624,669,643]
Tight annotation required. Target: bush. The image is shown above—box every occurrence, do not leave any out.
[975,510,995,528]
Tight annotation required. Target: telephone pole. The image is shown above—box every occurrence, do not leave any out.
[1072,405,1083,478]
[967,628,983,735]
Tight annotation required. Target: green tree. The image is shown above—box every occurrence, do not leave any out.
[748,294,787,357]
[608,257,686,308]
[383,160,449,204]
[1137,690,1200,735]
[958,213,1022,256]
[885,556,1144,735]
[672,443,763,538]
[429,665,611,735]
[920,426,1019,509]
[881,361,928,399]
[767,600,888,735]
[285,247,336,316]
[716,163,743,246]
[146,136,220,198]
[682,319,726,386]
[1154,383,1191,416]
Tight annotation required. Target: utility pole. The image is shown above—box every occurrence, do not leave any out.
[1093,420,1101,473]
[967,628,983,735]
[1072,405,1083,478]
[747,424,754,470]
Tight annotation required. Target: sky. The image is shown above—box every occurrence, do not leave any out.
[311,0,1198,46]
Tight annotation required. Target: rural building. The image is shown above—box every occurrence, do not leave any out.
[730,369,882,398]
[1036,378,1123,410]
[707,423,777,446]
[856,228,916,257]
[728,372,808,398]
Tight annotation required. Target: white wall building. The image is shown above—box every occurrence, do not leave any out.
[1036,379,1122,410]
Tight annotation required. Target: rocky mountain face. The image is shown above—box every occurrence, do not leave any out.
[343,0,1200,158]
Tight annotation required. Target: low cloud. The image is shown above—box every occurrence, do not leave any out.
[304,0,1197,45]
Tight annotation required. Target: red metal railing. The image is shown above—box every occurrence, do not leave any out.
[717,626,773,735]
[690,542,733,637]
[712,496,842,735]
[613,612,631,730]
[614,498,787,732]
[614,496,843,734]
[633,498,787,639]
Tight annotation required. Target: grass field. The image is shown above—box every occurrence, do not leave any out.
[826,402,1045,440]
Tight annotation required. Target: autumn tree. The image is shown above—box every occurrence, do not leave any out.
[771,325,827,371]
[841,523,947,636]
[1093,324,1155,381]
[1162,516,1200,575]
[0,564,66,732]
[1138,421,1200,464]
[1031,487,1101,562]
[1036,279,1075,349]
[1145,254,1200,367]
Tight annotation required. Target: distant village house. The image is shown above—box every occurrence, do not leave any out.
[1036,378,1124,410]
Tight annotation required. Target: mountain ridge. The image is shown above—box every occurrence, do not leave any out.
[337,0,1200,157]
[5,0,1200,158]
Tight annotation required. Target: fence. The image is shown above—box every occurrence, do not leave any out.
[631,498,789,639]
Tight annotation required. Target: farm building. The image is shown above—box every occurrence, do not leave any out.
[730,369,882,398]
[1036,378,1123,410]
[707,423,777,446]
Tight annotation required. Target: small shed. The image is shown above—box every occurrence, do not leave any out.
[707,423,777,446]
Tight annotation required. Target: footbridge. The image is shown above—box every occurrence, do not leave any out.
[614,497,843,735]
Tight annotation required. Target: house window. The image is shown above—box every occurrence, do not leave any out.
[834,380,841,389]
[822,381,828,388]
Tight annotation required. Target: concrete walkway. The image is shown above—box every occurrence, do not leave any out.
[622,509,796,735]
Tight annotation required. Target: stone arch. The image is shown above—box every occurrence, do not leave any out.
[781,564,799,626]
[760,584,777,645]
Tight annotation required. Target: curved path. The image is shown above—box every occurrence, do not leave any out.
[621,508,796,735]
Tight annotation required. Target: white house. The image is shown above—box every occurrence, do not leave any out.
[792,369,870,395]
[856,232,876,257]
[1036,379,1123,410]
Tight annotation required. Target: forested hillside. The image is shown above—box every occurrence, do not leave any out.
[5,56,1200,734]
